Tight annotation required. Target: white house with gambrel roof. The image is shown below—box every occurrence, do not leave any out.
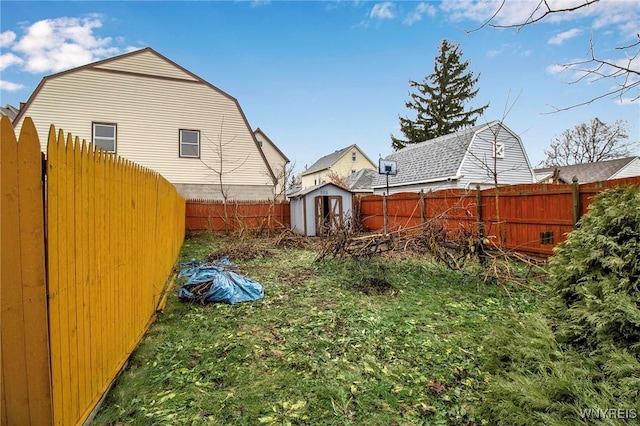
[372,121,535,195]
[12,47,285,201]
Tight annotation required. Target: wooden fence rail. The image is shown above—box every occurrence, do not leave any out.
[1,116,185,426]
[358,176,640,256]
[186,198,290,232]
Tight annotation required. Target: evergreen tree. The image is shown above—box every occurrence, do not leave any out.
[391,39,489,151]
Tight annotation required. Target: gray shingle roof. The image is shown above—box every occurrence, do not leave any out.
[534,156,639,184]
[372,122,499,188]
[0,104,19,121]
[302,144,357,176]
[344,168,376,192]
[287,182,352,199]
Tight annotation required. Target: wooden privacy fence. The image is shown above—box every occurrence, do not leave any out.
[359,176,640,256]
[186,198,290,232]
[1,116,186,426]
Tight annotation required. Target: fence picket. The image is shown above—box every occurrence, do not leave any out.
[1,117,185,426]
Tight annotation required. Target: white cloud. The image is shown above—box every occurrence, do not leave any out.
[439,0,638,34]
[0,53,23,71]
[548,28,582,45]
[404,2,437,25]
[0,80,25,91]
[11,16,121,73]
[547,63,569,75]
[0,31,16,48]
[487,49,502,58]
[370,2,395,20]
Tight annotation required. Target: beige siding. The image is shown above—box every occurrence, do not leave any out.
[95,50,198,81]
[301,172,325,188]
[331,148,376,178]
[301,146,375,189]
[255,132,288,196]
[15,60,272,189]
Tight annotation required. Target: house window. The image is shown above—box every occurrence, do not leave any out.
[493,141,505,159]
[93,123,116,153]
[180,129,200,158]
[352,152,357,161]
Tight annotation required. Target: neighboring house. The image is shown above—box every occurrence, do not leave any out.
[372,120,535,195]
[1,104,19,121]
[288,182,353,237]
[253,128,290,199]
[12,47,284,201]
[534,156,640,184]
[301,144,376,189]
[343,168,376,195]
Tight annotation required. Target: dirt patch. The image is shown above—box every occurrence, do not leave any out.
[356,277,394,295]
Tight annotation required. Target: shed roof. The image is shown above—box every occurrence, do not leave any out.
[287,182,352,199]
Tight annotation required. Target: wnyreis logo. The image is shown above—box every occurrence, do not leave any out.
[580,408,637,420]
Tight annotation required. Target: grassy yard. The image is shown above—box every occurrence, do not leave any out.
[93,233,544,425]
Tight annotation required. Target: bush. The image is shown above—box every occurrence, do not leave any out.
[480,186,640,425]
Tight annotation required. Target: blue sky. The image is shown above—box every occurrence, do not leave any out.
[1,0,639,173]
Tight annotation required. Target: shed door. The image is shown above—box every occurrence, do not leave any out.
[314,195,343,236]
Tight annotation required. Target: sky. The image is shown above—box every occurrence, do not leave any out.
[1,0,639,175]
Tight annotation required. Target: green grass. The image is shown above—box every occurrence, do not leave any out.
[92,234,544,425]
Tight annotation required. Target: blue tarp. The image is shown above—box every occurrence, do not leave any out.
[178,257,264,304]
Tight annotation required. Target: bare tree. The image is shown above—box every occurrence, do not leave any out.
[326,170,350,190]
[200,117,250,232]
[200,117,250,203]
[540,118,633,167]
[467,0,639,109]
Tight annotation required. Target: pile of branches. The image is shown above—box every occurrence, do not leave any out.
[314,215,546,291]
[401,220,484,270]
[316,219,396,260]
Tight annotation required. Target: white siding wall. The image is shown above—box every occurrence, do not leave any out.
[14,51,273,193]
[372,179,460,195]
[458,124,535,188]
[611,158,640,179]
[290,198,305,235]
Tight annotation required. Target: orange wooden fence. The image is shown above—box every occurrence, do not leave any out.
[186,199,290,232]
[359,176,640,256]
[1,116,186,426]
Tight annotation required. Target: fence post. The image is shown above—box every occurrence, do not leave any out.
[475,185,484,238]
[383,193,388,235]
[1,116,53,425]
[572,176,580,227]
[419,190,426,233]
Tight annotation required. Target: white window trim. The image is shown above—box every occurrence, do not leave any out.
[92,123,117,153]
[493,141,505,159]
[179,129,200,158]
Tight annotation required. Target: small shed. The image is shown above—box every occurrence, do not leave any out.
[288,183,353,237]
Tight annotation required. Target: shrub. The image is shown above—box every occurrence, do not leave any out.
[480,186,640,425]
